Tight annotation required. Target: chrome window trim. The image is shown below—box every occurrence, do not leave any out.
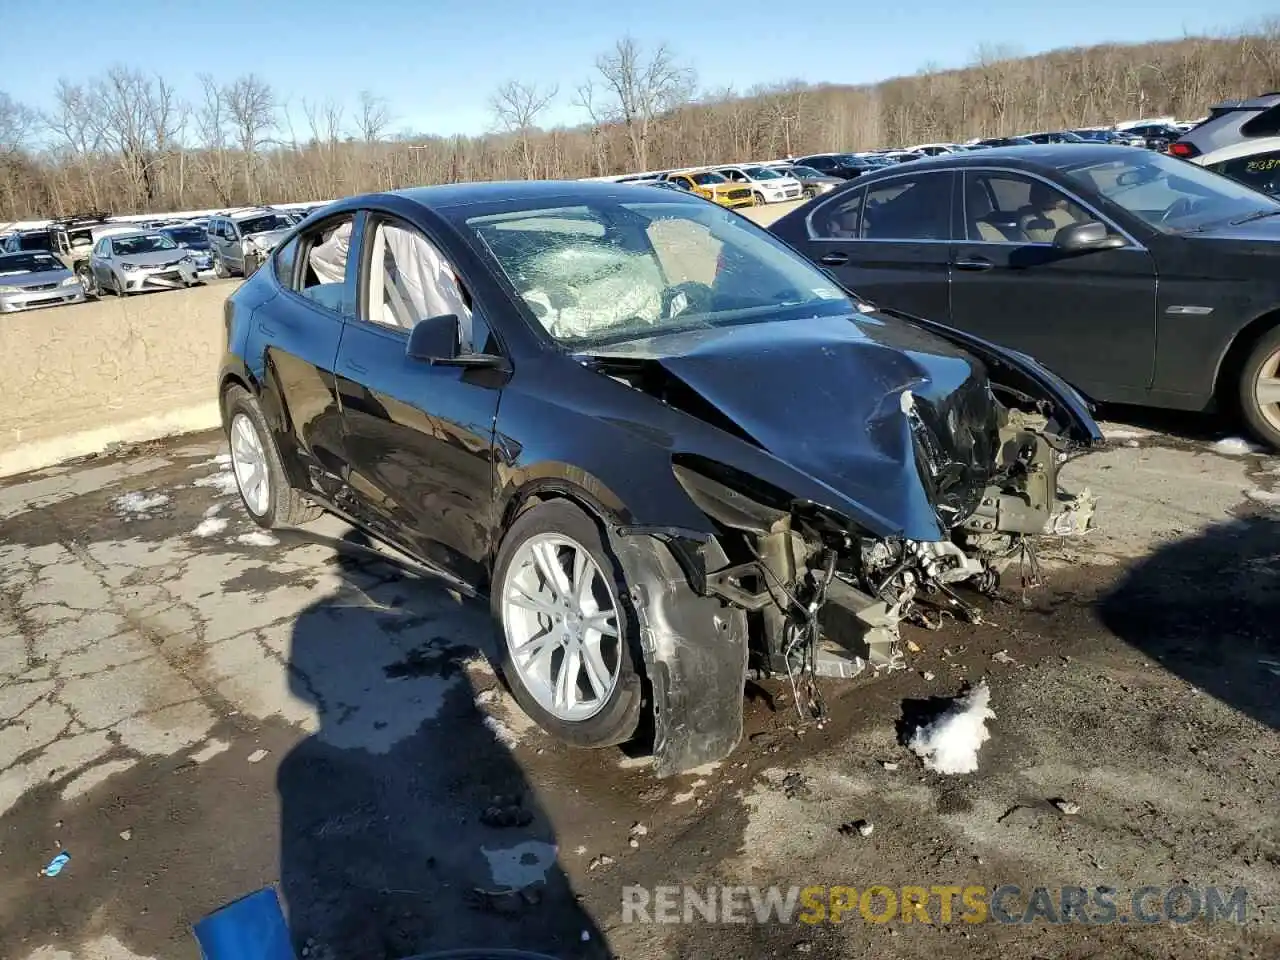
[804,164,1146,252]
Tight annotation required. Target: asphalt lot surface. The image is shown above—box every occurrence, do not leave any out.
[2,409,1279,960]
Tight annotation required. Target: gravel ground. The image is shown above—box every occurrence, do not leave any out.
[0,409,1278,960]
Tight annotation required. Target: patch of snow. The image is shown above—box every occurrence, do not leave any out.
[1245,488,1280,507]
[1103,429,1147,441]
[193,471,240,496]
[483,840,558,890]
[189,454,232,469]
[1211,436,1260,456]
[483,714,519,748]
[203,502,224,518]
[113,492,171,516]
[192,517,229,538]
[236,531,279,547]
[906,681,995,775]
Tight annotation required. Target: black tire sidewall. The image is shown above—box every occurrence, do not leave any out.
[224,387,289,529]
[1238,326,1280,450]
[491,499,645,748]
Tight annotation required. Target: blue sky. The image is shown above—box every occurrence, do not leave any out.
[2,0,1274,141]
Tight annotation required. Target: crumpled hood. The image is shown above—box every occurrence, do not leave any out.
[243,228,291,250]
[119,248,189,268]
[585,312,1001,539]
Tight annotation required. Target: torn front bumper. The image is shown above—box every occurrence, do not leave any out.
[609,528,749,778]
[121,262,198,292]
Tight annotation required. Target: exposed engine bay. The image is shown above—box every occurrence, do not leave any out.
[591,349,1096,735]
[668,399,1094,717]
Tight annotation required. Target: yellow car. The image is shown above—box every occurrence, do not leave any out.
[664,171,756,209]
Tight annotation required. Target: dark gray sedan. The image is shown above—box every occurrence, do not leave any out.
[0,251,86,312]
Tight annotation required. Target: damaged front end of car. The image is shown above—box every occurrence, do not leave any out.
[586,317,1103,777]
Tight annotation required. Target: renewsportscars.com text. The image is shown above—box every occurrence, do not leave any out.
[621,884,1249,926]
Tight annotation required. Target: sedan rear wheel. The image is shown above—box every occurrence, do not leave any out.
[221,385,324,529]
[492,499,644,747]
[1238,327,1280,450]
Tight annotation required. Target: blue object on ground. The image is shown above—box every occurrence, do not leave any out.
[192,886,296,960]
[42,852,71,877]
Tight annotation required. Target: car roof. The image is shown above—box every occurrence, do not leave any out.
[389,179,711,211]
[877,142,1141,172]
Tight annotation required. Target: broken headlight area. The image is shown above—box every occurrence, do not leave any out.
[669,409,1095,716]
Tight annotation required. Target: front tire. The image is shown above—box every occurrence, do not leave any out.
[491,499,645,748]
[222,385,323,529]
[752,191,765,206]
[213,254,229,279]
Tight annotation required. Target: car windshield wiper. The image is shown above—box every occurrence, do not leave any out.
[1229,208,1280,226]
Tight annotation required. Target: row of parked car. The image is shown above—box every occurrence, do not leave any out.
[596,96,1280,206]
[0,204,326,313]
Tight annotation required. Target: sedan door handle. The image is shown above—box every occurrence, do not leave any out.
[257,322,278,336]
[819,251,849,266]
[344,360,368,375]
[953,257,994,271]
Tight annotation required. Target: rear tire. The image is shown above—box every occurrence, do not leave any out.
[491,499,645,749]
[1238,326,1280,451]
[222,385,324,529]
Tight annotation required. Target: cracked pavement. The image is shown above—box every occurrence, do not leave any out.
[1,417,1279,960]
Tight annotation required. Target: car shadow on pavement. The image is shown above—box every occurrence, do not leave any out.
[1097,513,1280,732]
[277,528,609,960]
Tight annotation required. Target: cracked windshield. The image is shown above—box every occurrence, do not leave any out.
[1,2,1278,960]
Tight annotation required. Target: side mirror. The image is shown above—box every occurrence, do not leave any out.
[1054,221,1126,253]
[405,314,508,370]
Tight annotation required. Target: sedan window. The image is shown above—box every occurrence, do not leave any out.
[0,252,63,275]
[466,199,853,348]
[1064,151,1280,233]
[963,173,1093,243]
[111,234,179,255]
[1209,150,1280,197]
[364,219,474,344]
[860,174,953,241]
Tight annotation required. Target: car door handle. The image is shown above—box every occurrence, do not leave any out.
[343,359,368,375]
[257,322,278,336]
[819,251,849,266]
[953,257,994,271]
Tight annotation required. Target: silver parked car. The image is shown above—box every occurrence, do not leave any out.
[84,231,200,296]
[0,251,86,312]
[206,209,296,277]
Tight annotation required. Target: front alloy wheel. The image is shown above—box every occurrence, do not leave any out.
[503,532,622,722]
[492,499,644,747]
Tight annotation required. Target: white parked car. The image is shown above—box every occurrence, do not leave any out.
[714,164,804,204]
[907,142,964,156]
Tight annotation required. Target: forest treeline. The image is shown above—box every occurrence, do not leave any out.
[1,23,1278,221]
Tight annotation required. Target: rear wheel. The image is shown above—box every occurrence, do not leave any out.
[1239,326,1280,450]
[492,499,645,748]
[222,385,323,529]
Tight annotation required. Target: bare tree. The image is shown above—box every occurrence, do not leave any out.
[589,36,696,170]
[0,91,39,152]
[225,74,276,201]
[87,67,182,209]
[490,80,558,178]
[356,90,393,142]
